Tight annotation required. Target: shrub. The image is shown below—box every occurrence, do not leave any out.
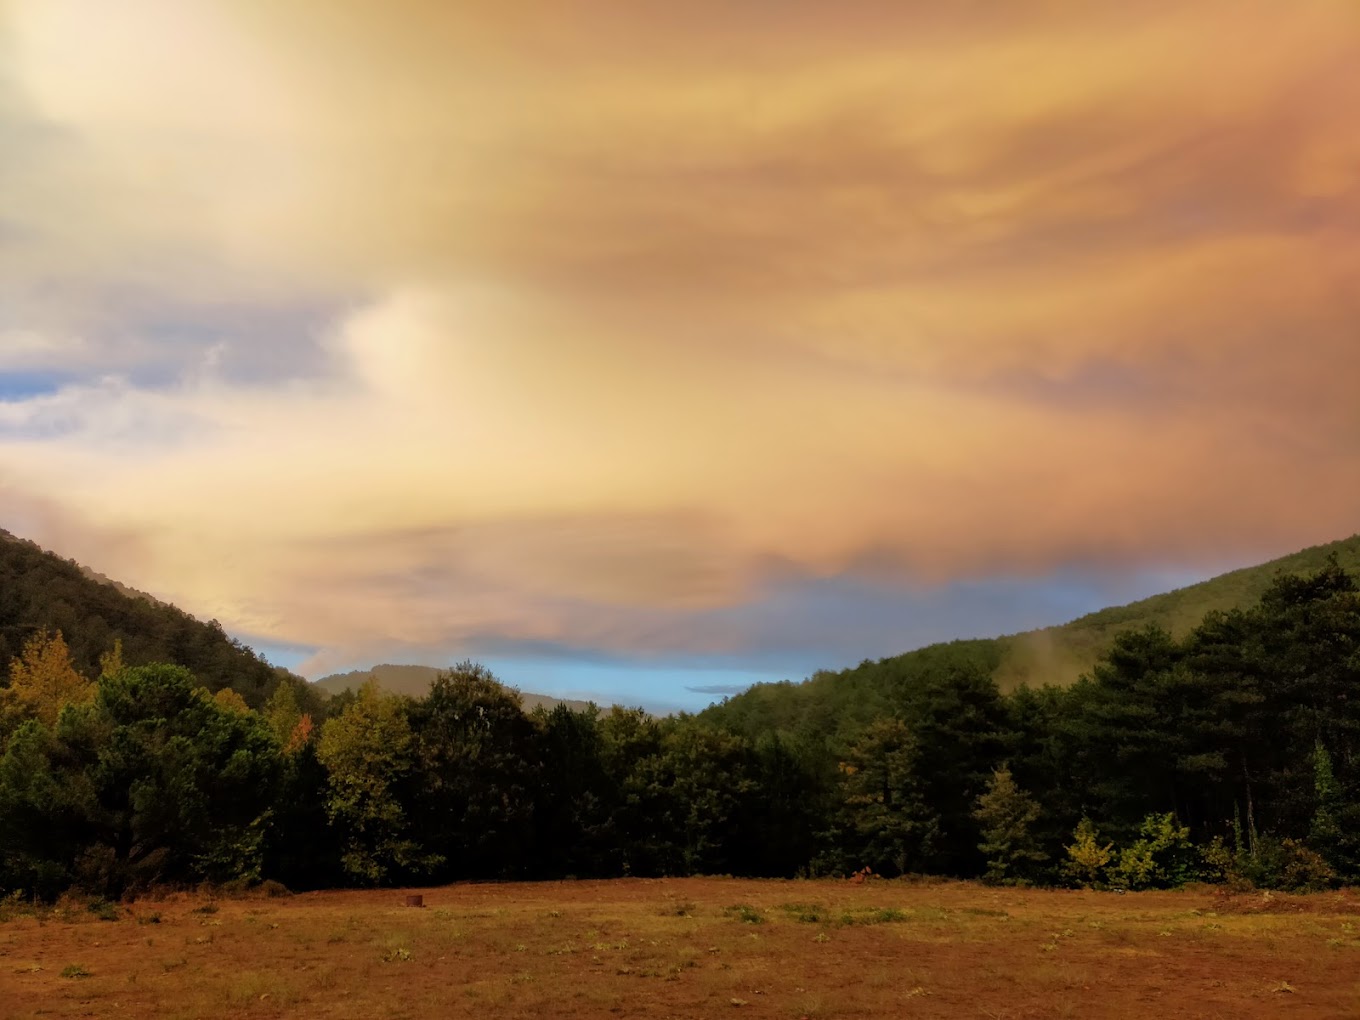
[1201,833,1336,892]
[1279,839,1335,892]
[1064,818,1113,888]
[86,899,120,922]
[1108,813,1195,890]
[724,904,764,924]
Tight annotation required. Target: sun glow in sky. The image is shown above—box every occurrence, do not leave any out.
[2,1,1358,709]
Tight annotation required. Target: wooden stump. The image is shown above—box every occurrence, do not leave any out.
[405,894,424,908]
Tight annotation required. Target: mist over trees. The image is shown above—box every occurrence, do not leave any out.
[2,558,1359,898]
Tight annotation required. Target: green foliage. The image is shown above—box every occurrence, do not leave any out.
[408,662,539,880]
[0,665,281,897]
[623,723,762,876]
[0,721,74,896]
[696,537,1360,717]
[1108,813,1195,890]
[1310,742,1343,863]
[819,718,939,877]
[86,898,120,921]
[0,530,315,710]
[3,536,1360,899]
[316,681,435,884]
[973,766,1047,885]
[1202,824,1337,892]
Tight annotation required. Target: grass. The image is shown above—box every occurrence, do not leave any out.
[3,878,1360,1018]
[86,899,120,922]
[724,903,765,924]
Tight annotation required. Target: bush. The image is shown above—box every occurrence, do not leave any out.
[1063,818,1114,888]
[1108,813,1196,890]
[1200,833,1336,892]
[86,898,120,922]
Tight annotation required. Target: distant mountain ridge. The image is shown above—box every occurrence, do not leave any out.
[313,663,600,714]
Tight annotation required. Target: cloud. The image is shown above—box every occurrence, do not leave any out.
[0,1,1357,676]
[0,330,89,369]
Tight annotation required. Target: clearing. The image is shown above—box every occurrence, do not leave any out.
[3,877,1360,1018]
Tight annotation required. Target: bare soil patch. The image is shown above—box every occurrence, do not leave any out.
[3,878,1360,1018]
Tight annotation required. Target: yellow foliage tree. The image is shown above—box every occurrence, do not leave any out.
[99,638,126,679]
[264,682,302,745]
[1064,817,1114,888]
[5,629,95,728]
[212,687,252,714]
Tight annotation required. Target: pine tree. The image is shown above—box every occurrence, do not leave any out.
[973,766,1048,884]
[828,718,939,877]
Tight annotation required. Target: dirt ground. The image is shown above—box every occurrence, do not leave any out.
[3,877,1360,1019]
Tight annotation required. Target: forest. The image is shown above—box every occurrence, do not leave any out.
[1,555,1358,900]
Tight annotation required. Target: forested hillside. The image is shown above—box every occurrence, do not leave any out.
[699,534,1360,738]
[3,555,1359,899]
[0,529,312,710]
[992,533,1360,689]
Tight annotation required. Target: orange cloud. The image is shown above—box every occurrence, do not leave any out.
[1,1,1357,669]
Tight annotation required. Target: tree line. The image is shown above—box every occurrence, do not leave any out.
[1,560,1357,898]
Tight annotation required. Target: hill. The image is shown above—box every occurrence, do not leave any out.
[990,533,1360,690]
[699,533,1360,736]
[0,528,313,710]
[314,663,599,714]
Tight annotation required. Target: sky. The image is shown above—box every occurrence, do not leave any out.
[1,1,1358,711]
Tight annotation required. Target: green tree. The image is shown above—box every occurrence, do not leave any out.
[408,663,538,880]
[0,720,77,896]
[822,718,939,876]
[1310,742,1342,853]
[595,706,665,871]
[973,766,1048,884]
[531,703,618,878]
[1108,812,1195,890]
[3,664,283,896]
[317,681,432,884]
[889,664,1013,875]
[622,723,761,876]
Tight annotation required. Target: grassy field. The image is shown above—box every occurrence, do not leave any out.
[3,878,1360,1019]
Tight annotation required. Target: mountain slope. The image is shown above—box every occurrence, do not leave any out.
[314,663,598,714]
[0,529,309,709]
[991,534,1360,690]
[700,534,1360,735]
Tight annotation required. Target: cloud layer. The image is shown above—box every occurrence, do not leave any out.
[1,1,1357,688]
